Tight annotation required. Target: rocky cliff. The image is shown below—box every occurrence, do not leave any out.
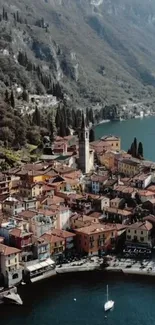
[1,0,155,105]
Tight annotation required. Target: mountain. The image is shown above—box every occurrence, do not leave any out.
[1,0,155,106]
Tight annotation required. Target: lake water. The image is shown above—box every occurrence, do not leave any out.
[1,272,155,325]
[95,116,155,161]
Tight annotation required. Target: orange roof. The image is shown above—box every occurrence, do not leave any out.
[0,243,21,256]
[46,195,65,206]
[50,228,76,238]
[9,228,32,238]
[41,233,64,244]
[104,207,132,216]
[74,223,117,235]
[128,221,152,231]
[138,190,155,197]
[18,210,37,219]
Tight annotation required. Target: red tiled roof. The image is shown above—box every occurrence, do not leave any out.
[50,228,76,238]
[127,221,152,231]
[0,243,21,256]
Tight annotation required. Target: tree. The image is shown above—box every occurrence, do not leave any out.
[32,107,41,126]
[22,89,29,102]
[89,128,95,142]
[138,142,143,158]
[128,137,137,158]
[88,108,94,124]
[4,89,9,103]
[10,90,15,108]
[133,137,137,157]
[48,113,56,143]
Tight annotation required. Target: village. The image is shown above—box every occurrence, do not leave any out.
[0,113,155,291]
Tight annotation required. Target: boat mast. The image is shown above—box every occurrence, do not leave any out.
[107,285,109,302]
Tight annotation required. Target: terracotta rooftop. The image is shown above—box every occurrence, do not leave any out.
[0,243,21,256]
[45,195,65,206]
[127,221,153,231]
[74,223,117,235]
[104,207,132,216]
[147,185,155,193]
[9,228,32,238]
[91,174,109,183]
[18,210,37,219]
[41,233,64,244]
[50,228,76,238]
[138,190,155,197]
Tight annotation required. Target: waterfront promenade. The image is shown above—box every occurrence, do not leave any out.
[55,256,155,277]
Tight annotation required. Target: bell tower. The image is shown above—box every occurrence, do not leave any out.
[78,113,90,174]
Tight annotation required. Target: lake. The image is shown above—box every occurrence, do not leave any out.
[1,272,155,325]
[95,116,155,161]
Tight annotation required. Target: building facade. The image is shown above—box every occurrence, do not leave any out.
[0,244,22,287]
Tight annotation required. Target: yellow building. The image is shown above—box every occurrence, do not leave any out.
[118,158,140,176]
[126,221,152,247]
[0,244,22,287]
[98,151,115,169]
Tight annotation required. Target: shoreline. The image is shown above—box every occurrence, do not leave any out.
[28,257,155,281]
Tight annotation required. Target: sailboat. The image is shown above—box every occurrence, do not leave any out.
[104,285,114,312]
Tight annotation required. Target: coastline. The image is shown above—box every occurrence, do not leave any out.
[54,257,155,278]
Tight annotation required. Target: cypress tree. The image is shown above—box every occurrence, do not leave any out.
[138,142,143,158]
[133,137,137,157]
[10,90,15,108]
[4,89,9,103]
[32,107,41,126]
[89,128,95,142]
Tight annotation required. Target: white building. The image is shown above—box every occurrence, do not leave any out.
[2,197,25,216]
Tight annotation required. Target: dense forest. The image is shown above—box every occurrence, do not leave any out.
[0,89,97,149]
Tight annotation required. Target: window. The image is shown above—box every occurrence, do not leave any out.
[128,229,130,233]
[15,258,17,263]
[8,259,10,265]
[140,237,144,242]
[141,231,143,235]
[116,143,118,147]
[127,235,131,240]
[12,273,18,279]
[134,230,137,234]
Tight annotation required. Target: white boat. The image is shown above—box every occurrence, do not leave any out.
[104,285,114,312]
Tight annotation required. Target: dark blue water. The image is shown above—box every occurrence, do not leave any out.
[95,116,155,161]
[1,273,155,325]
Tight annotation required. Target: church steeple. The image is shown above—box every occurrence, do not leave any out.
[78,111,90,173]
[81,112,87,129]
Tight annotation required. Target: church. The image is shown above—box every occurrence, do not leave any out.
[78,113,94,174]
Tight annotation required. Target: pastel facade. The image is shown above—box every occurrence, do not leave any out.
[0,244,22,287]
[126,221,153,247]
[75,223,117,256]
